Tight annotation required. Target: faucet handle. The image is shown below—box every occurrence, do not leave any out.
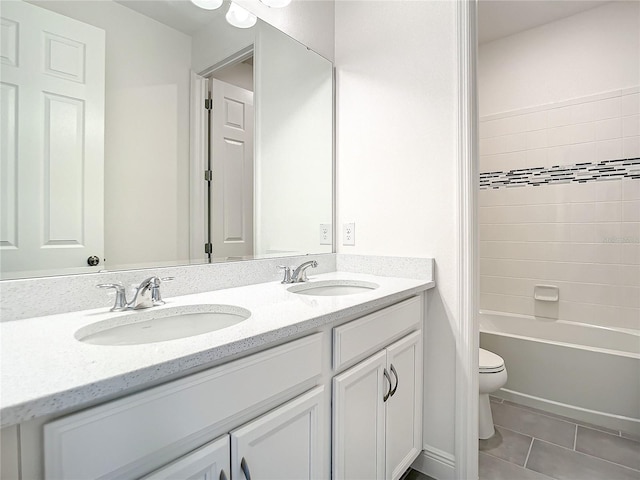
[277,265,292,284]
[151,277,175,305]
[97,283,128,311]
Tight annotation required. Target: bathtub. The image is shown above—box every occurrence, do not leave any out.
[479,311,640,436]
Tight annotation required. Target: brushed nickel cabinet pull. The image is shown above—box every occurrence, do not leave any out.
[383,368,392,402]
[240,457,252,480]
[390,364,399,397]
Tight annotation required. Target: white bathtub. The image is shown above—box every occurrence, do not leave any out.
[479,311,640,436]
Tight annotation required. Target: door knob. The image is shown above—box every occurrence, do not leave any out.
[87,255,100,266]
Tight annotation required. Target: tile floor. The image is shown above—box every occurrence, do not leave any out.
[480,397,640,480]
[401,468,435,480]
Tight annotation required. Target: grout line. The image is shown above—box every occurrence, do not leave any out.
[573,424,578,450]
[480,452,557,480]
[500,401,578,428]
[523,437,534,468]
[505,401,640,444]
[533,438,640,473]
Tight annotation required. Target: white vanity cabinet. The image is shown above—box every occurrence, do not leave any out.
[43,334,324,479]
[332,297,423,480]
[142,436,230,480]
[143,387,323,480]
[3,291,428,480]
[230,387,323,479]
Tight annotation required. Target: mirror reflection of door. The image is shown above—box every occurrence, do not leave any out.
[0,1,105,277]
[208,58,254,260]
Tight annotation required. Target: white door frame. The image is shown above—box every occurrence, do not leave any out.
[189,47,255,263]
[189,71,208,263]
[455,1,479,479]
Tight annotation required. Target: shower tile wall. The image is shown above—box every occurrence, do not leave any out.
[479,88,640,330]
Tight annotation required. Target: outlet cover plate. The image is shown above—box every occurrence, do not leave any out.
[343,222,355,246]
[319,224,332,245]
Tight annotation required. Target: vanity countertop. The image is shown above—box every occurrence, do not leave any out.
[0,271,434,427]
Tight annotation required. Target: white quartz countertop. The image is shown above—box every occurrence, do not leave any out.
[0,271,434,427]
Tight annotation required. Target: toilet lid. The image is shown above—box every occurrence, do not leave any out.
[479,348,505,372]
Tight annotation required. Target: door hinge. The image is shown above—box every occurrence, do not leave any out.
[204,170,213,182]
[205,243,213,254]
[205,98,213,110]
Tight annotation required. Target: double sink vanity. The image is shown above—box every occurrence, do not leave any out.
[0,255,434,480]
[0,2,435,479]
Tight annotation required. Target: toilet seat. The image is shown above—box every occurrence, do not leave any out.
[479,348,505,373]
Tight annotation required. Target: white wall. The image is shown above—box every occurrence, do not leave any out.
[478,2,640,331]
[335,0,459,470]
[31,1,193,269]
[192,0,334,75]
[237,0,335,62]
[191,13,255,74]
[212,62,254,92]
[479,1,640,116]
[255,21,333,255]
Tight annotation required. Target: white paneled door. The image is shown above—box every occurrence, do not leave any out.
[210,78,254,259]
[385,331,423,480]
[332,351,387,480]
[333,332,423,480]
[0,1,105,276]
[142,436,230,480]
[230,387,324,480]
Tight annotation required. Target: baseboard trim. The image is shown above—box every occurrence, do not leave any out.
[411,445,456,480]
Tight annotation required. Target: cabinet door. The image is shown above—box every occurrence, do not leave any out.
[385,331,423,480]
[332,350,387,480]
[141,436,230,480]
[230,386,324,480]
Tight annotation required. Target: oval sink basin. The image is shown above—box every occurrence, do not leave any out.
[76,304,251,346]
[287,280,379,296]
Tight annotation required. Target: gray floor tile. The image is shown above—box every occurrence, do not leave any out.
[622,431,640,442]
[526,439,640,480]
[401,469,435,480]
[480,426,533,466]
[576,426,640,471]
[490,395,504,403]
[492,401,577,449]
[479,452,553,480]
[502,400,620,436]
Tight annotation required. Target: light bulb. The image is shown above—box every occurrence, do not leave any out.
[259,0,291,7]
[226,2,257,28]
[190,0,223,10]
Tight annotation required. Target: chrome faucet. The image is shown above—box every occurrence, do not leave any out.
[150,276,174,305]
[97,276,174,311]
[127,277,156,309]
[292,260,318,282]
[279,260,318,284]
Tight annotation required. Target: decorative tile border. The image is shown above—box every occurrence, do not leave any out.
[480,157,640,190]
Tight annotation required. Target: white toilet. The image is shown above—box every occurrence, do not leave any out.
[479,348,507,439]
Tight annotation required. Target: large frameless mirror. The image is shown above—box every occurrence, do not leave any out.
[0,0,333,280]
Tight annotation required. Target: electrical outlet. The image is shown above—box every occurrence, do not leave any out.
[319,224,332,245]
[343,222,355,246]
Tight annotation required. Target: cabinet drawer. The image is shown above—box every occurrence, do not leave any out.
[44,333,322,480]
[333,296,421,371]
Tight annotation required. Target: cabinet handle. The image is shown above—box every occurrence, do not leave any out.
[241,457,252,480]
[220,470,228,480]
[390,364,399,397]
[383,368,392,402]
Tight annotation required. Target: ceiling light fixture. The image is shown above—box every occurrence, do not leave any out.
[259,0,292,7]
[190,0,224,10]
[226,2,257,28]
